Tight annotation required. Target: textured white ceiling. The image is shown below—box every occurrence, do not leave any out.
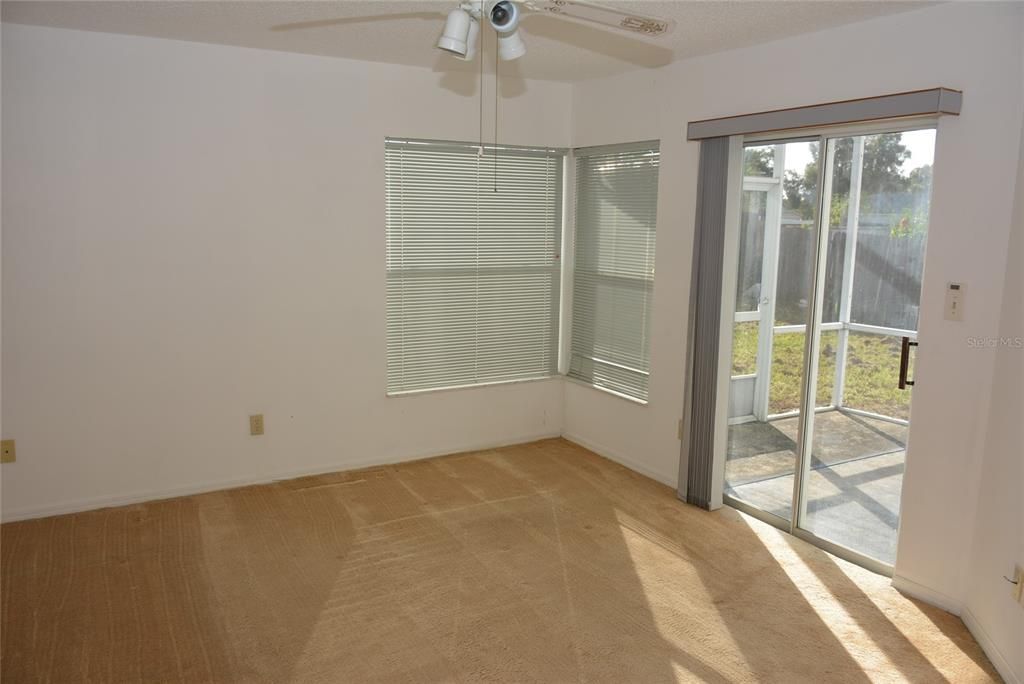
[2,1,931,81]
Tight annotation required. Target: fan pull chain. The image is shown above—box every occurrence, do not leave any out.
[478,17,484,158]
[494,43,499,193]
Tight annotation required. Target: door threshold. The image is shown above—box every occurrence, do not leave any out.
[723,495,894,578]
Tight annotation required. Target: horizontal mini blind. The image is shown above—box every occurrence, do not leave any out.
[569,141,660,402]
[385,138,564,394]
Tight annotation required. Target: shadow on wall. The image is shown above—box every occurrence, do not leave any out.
[0,439,999,682]
[429,49,530,99]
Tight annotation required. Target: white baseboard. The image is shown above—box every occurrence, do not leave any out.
[892,575,1021,682]
[961,606,1021,684]
[891,574,964,615]
[1,430,563,522]
[562,432,677,489]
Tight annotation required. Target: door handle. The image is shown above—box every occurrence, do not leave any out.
[899,336,918,389]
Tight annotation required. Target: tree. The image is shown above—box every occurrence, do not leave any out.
[783,168,815,220]
[860,135,912,196]
[783,134,918,228]
[743,147,773,177]
[892,164,933,237]
[908,164,932,196]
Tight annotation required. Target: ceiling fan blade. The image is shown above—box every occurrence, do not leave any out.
[523,0,675,37]
[271,12,445,33]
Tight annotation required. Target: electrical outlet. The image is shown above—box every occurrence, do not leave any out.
[249,414,264,436]
[1,440,15,463]
[1013,565,1024,604]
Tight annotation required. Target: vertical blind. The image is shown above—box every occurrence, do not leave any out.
[569,141,660,402]
[385,138,565,394]
[682,137,729,509]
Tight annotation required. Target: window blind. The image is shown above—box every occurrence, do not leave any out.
[569,141,660,402]
[385,138,564,394]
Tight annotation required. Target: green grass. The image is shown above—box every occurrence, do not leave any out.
[731,322,910,420]
[731,322,759,376]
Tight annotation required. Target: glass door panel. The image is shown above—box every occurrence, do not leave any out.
[798,129,936,565]
[724,140,820,524]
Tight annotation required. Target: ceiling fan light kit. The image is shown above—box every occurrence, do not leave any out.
[489,1,526,61]
[436,1,526,62]
[461,17,481,61]
[435,1,675,63]
[496,31,527,61]
[437,6,478,58]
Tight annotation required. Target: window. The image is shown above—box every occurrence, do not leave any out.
[385,138,565,394]
[569,141,660,402]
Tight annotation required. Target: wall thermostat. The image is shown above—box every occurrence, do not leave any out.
[945,282,965,322]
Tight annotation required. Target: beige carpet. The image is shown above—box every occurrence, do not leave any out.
[1,438,999,683]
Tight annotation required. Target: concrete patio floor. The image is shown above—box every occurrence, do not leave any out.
[725,410,908,565]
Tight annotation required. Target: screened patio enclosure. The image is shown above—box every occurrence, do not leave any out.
[723,129,936,567]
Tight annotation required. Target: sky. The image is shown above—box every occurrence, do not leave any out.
[780,129,936,176]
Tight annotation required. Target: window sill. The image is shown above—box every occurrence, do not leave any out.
[386,374,649,407]
[386,375,558,399]
[561,375,649,406]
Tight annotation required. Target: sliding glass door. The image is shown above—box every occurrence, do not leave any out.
[723,124,936,571]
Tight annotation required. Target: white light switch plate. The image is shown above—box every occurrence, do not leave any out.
[945,282,965,321]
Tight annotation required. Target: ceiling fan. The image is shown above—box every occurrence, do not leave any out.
[437,0,675,61]
[277,1,675,186]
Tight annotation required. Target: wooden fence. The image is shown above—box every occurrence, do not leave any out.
[774,224,926,331]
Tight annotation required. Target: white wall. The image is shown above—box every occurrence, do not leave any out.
[1,24,572,520]
[566,0,1023,645]
[3,12,1022,673]
[961,85,1024,683]
[564,65,692,487]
